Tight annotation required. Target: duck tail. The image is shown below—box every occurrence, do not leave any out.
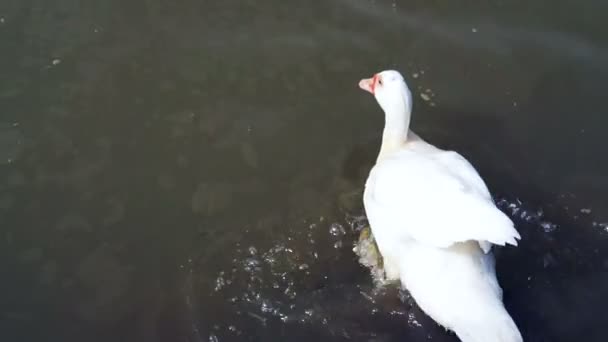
[451,299,523,342]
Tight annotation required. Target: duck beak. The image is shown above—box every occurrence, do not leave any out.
[358,74,378,95]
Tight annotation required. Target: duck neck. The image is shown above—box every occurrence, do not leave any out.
[377,98,411,162]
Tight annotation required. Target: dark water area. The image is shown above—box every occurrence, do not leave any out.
[1,0,607,341]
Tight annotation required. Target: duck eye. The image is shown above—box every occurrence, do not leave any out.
[377,78,383,86]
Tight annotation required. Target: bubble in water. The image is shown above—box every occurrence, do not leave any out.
[209,334,219,342]
[407,312,423,327]
[215,272,226,292]
[284,285,297,299]
[244,257,260,268]
[329,223,346,236]
[299,308,315,323]
[594,222,608,232]
[540,221,557,233]
[260,300,273,313]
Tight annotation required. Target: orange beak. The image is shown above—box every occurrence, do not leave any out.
[359,74,378,95]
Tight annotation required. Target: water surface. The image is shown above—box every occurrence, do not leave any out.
[1,0,607,341]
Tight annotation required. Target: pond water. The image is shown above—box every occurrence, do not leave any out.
[1,0,607,341]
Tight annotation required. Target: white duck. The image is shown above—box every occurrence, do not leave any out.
[358,70,523,342]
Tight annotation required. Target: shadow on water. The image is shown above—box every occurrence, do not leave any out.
[1,0,608,341]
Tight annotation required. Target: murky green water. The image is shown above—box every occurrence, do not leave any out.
[1,0,607,341]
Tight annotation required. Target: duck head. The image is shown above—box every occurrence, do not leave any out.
[359,70,412,118]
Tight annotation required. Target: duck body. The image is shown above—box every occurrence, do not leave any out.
[359,71,522,342]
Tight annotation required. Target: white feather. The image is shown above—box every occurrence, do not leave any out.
[364,145,521,250]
